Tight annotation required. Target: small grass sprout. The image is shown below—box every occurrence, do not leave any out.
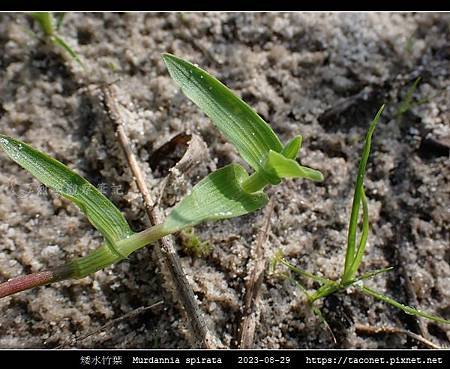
[0,54,322,298]
[179,228,212,258]
[272,104,450,326]
[396,77,422,117]
[30,12,84,68]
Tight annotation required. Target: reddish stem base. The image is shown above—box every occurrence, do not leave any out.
[0,271,54,298]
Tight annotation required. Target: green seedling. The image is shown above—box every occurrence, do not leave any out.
[0,54,322,298]
[272,105,450,326]
[396,77,422,117]
[179,228,212,258]
[31,12,84,68]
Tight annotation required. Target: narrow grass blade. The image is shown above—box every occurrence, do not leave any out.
[55,13,66,31]
[31,12,54,36]
[343,105,384,282]
[162,53,283,172]
[278,258,332,285]
[161,163,268,233]
[53,35,85,68]
[348,186,370,278]
[354,267,394,283]
[360,285,450,325]
[0,135,133,251]
[396,77,421,117]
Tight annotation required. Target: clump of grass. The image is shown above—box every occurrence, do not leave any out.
[30,12,84,68]
[272,104,450,326]
[0,54,323,298]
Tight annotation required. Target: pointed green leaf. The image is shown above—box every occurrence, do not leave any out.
[162,53,283,172]
[55,13,66,31]
[53,35,85,68]
[263,150,324,183]
[281,135,302,160]
[360,284,450,325]
[343,105,384,282]
[162,163,268,233]
[0,135,133,250]
[31,12,54,36]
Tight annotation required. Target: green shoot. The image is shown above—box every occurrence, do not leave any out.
[396,77,421,117]
[31,12,84,68]
[342,105,384,284]
[162,53,323,191]
[179,228,212,257]
[0,54,323,298]
[272,105,450,328]
[359,285,450,325]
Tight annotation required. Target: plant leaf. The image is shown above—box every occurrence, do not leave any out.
[52,35,85,68]
[55,13,66,31]
[162,53,283,172]
[281,135,302,160]
[360,284,450,325]
[31,12,54,36]
[0,135,133,252]
[343,105,384,282]
[263,150,324,183]
[161,163,268,233]
[348,186,370,278]
[396,77,421,117]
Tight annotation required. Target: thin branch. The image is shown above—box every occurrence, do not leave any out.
[56,300,164,348]
[101,85,221,349]
[355,323,441,349]
[236,197,274,348]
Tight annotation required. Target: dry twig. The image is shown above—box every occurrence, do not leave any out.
[57,300,164,348]
[355,323,441,349]
[236,197,274,348]
[101,85,221,348]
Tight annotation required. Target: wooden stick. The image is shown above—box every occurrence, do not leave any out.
[355,323,441,349]
[236,197,274,348]
[56,300,164,348]
[101,85,221,349]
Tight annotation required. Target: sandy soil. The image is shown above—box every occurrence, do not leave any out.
[0,12,449,349]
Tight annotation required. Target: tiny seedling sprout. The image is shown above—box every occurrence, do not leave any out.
[30,12,84,68]
[0,54,323,298]
[272,105,450,326]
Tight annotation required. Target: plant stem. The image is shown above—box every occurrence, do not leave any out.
[359,284,450,324]
[68,223,167,279]
[0,223,167,298]
[241,171,268,193]
[309,281,340,303]
[346,187,370,282]
[0,271,55,298]
[116,224,168,257]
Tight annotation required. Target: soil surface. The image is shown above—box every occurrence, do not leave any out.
[0,13,449,349]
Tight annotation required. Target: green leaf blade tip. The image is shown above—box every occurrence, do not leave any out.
[0,135,133,250]
[343,104,385,283]
[281,135,302,160]
[162,53,283,173]
[264,150,324,183]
